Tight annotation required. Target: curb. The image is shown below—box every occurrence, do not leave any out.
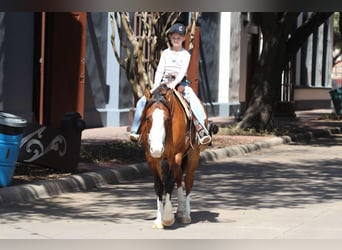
[200,136,292,163]
[1,126,341,206]
[0,163,151,206]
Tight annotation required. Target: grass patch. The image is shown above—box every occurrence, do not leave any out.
[318,113,342,120]
[80,141,145,164]
[217,124,276,136]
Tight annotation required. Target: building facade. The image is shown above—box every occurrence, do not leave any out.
[0,12,335,129]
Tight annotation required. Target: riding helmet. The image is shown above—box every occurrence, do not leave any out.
[168,23,186,35]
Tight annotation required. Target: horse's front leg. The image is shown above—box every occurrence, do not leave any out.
[152,173,165,229]
[147,157,165,229]
[162,192,175,227]
[162,162,177,227]
[150,159,175,228]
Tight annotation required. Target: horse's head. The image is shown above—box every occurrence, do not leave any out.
[142,85,172,158]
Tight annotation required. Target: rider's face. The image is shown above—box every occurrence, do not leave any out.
[170,34,185,47]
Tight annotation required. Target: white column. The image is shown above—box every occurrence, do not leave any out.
[105,13,121,126]
[218,12,231,116]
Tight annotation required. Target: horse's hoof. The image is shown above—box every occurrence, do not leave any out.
[152,222,164,229]
[162,217,175,227]
[181,216,191,224]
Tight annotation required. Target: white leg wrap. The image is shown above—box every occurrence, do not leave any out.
[184,194,191,218]
[162,193,175,226]
[180,194,192,224]
[152,198,164,229]
[176,187,185,217]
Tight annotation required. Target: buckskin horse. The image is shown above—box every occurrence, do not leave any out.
[139,84,208,229]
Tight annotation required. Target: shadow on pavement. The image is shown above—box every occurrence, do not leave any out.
[1,135,342,225]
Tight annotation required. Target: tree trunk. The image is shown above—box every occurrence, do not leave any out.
[339,12,342,37]
[237,13,293,131]
[237,12,333,131]
[237,39,282,131]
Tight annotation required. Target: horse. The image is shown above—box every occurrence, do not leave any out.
[139,84,208,229]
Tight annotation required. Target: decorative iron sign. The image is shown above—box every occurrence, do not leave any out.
[18,112,85,171]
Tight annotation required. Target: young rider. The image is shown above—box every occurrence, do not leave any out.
[130,22,211,145]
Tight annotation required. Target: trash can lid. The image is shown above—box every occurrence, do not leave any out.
[0,112,28,128]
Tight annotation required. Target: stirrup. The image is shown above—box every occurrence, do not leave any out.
[199,134,211,145]
[130,133,140,142]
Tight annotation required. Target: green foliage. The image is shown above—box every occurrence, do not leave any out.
[318,113,342,120]
[334,12,342,51]
[80,142,145,163]
[216,124,276,136]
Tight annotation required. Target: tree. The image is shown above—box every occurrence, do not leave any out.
[110,12,199,103]
[333,12,342,65]
[237,12,334,131]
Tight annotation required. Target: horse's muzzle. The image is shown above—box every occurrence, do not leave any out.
[149,145,164,158]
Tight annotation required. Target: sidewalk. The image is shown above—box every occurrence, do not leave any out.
[81,109,341,143]
[0,109,341,206]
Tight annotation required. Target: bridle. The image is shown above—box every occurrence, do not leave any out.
[142,91,172,150]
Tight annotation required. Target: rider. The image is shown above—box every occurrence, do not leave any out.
[130,22,211,145]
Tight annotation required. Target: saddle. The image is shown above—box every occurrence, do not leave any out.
[173,90,192,120]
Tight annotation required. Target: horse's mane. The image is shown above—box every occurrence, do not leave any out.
[144,85,172,115]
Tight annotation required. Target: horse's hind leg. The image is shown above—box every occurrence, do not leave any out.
[181,185,193,224]
[175,181,192,224]
[175,186,186,219]
[175,156,186,220]
[181,152,200,224]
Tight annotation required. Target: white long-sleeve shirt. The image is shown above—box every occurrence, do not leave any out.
[154,48,191,88]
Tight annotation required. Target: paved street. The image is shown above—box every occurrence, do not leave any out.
[1,134,342,239]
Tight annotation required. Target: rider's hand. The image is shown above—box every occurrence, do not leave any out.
[176,85,185,93]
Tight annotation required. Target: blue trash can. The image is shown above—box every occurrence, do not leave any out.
[0,112,27,187]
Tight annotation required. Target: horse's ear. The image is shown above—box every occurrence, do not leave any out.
[164,88,173,102]
[144,87,152,101]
